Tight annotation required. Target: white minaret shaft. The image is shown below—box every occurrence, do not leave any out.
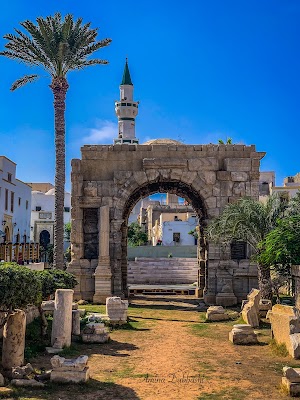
[114,59,139,144]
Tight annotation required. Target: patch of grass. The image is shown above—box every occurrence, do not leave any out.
[79,304,106,314]
[198,387,247,400]
[189,323,212,338]
[269,339,289,357]
[111,317,150,331]
[24,317,52,361]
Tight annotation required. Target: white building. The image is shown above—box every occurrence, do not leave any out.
[29,183,71,248]
[0,156,31,243]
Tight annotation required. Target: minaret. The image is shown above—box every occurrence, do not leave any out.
[114,59,139,144]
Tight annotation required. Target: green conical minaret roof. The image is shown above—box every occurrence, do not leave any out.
[121,58,133,85]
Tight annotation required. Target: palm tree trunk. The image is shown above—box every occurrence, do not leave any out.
[257,263,273,300]
[50,77,69,270]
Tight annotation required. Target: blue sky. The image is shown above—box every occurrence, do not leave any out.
[0,0,299,191]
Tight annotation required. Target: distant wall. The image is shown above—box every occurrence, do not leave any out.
[127,245,197,260]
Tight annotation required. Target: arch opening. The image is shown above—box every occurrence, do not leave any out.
[118,180,208,297]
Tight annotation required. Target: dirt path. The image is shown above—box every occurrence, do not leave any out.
[9,295,300,400]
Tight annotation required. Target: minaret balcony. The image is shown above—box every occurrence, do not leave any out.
[115,101,139,108]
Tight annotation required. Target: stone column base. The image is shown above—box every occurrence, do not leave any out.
[216,292,237,307]
[203,293,216,305]
[93,294,111,304]
[93,266,112,304]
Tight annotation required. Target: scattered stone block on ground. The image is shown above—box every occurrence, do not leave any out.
[50,355,90,383]
[229,324,258,345]
[206,306,229,321]
[241,288,261,328]
[45,347,64,354]
[106,297,128,324]
[282,367,300,396]
[11,379,44,388]
[11,363,34,379]
[267,304,300,359]
[81,322,110,343]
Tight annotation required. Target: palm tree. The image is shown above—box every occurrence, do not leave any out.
[206,194,287,299]
[0,13,111,268]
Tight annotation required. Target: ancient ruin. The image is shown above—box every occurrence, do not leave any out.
[229,324,258,345]
[50,289,74,350]
[267,304,300,359]
[241,288,261,328]
[69,141,264,305]
[106,297,128,324]
[206,306,229,321]
[50,355,90,383]
[282,366,300,397]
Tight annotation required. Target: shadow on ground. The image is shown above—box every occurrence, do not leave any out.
[8,379,142,400]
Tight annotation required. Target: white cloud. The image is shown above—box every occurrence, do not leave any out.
[82,120,117,144]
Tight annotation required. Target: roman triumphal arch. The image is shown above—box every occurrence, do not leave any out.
[68,141,265,305]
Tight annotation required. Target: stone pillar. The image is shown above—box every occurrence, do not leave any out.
[93,205,112,303]
[2,310,26,369]
[197,226,206,297]
[51,289,74,348]
[72,310,81,336]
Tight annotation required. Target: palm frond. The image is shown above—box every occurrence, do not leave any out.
[1,13,111,80]
[11,74,39,91]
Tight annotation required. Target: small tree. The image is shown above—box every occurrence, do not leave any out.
[0,263,42,329]
[128,222,148,247]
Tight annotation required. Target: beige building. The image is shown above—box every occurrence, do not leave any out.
[259,171,300,201]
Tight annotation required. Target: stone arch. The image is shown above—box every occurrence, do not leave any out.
[111,179,208,296]
[70,142,264,304]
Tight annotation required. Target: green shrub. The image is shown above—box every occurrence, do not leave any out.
[0,262,42,312]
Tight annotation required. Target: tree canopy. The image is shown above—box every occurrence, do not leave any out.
[128,222,148,247]
[206,194,288,299]
[0,12,112,89]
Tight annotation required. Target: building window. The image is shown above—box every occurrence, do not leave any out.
[5,189,8,210]
[18,197,21,206]
[173,232,180,243]
[36,206,42,211]
[11,192,14,212]
[64,207,70,212]
[231,241,247,260]
[7,173,12,182]
[26,200,29,210]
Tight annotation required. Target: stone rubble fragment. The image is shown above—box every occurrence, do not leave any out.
[206,306,230,321]
[267,304,300,359]
[229,324,258,345]
[241,289,260,328]
[50,355,90,383]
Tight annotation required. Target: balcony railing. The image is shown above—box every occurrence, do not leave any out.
[0,243,40,263]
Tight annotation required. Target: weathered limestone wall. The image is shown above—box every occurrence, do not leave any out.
[69,143,264,304]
